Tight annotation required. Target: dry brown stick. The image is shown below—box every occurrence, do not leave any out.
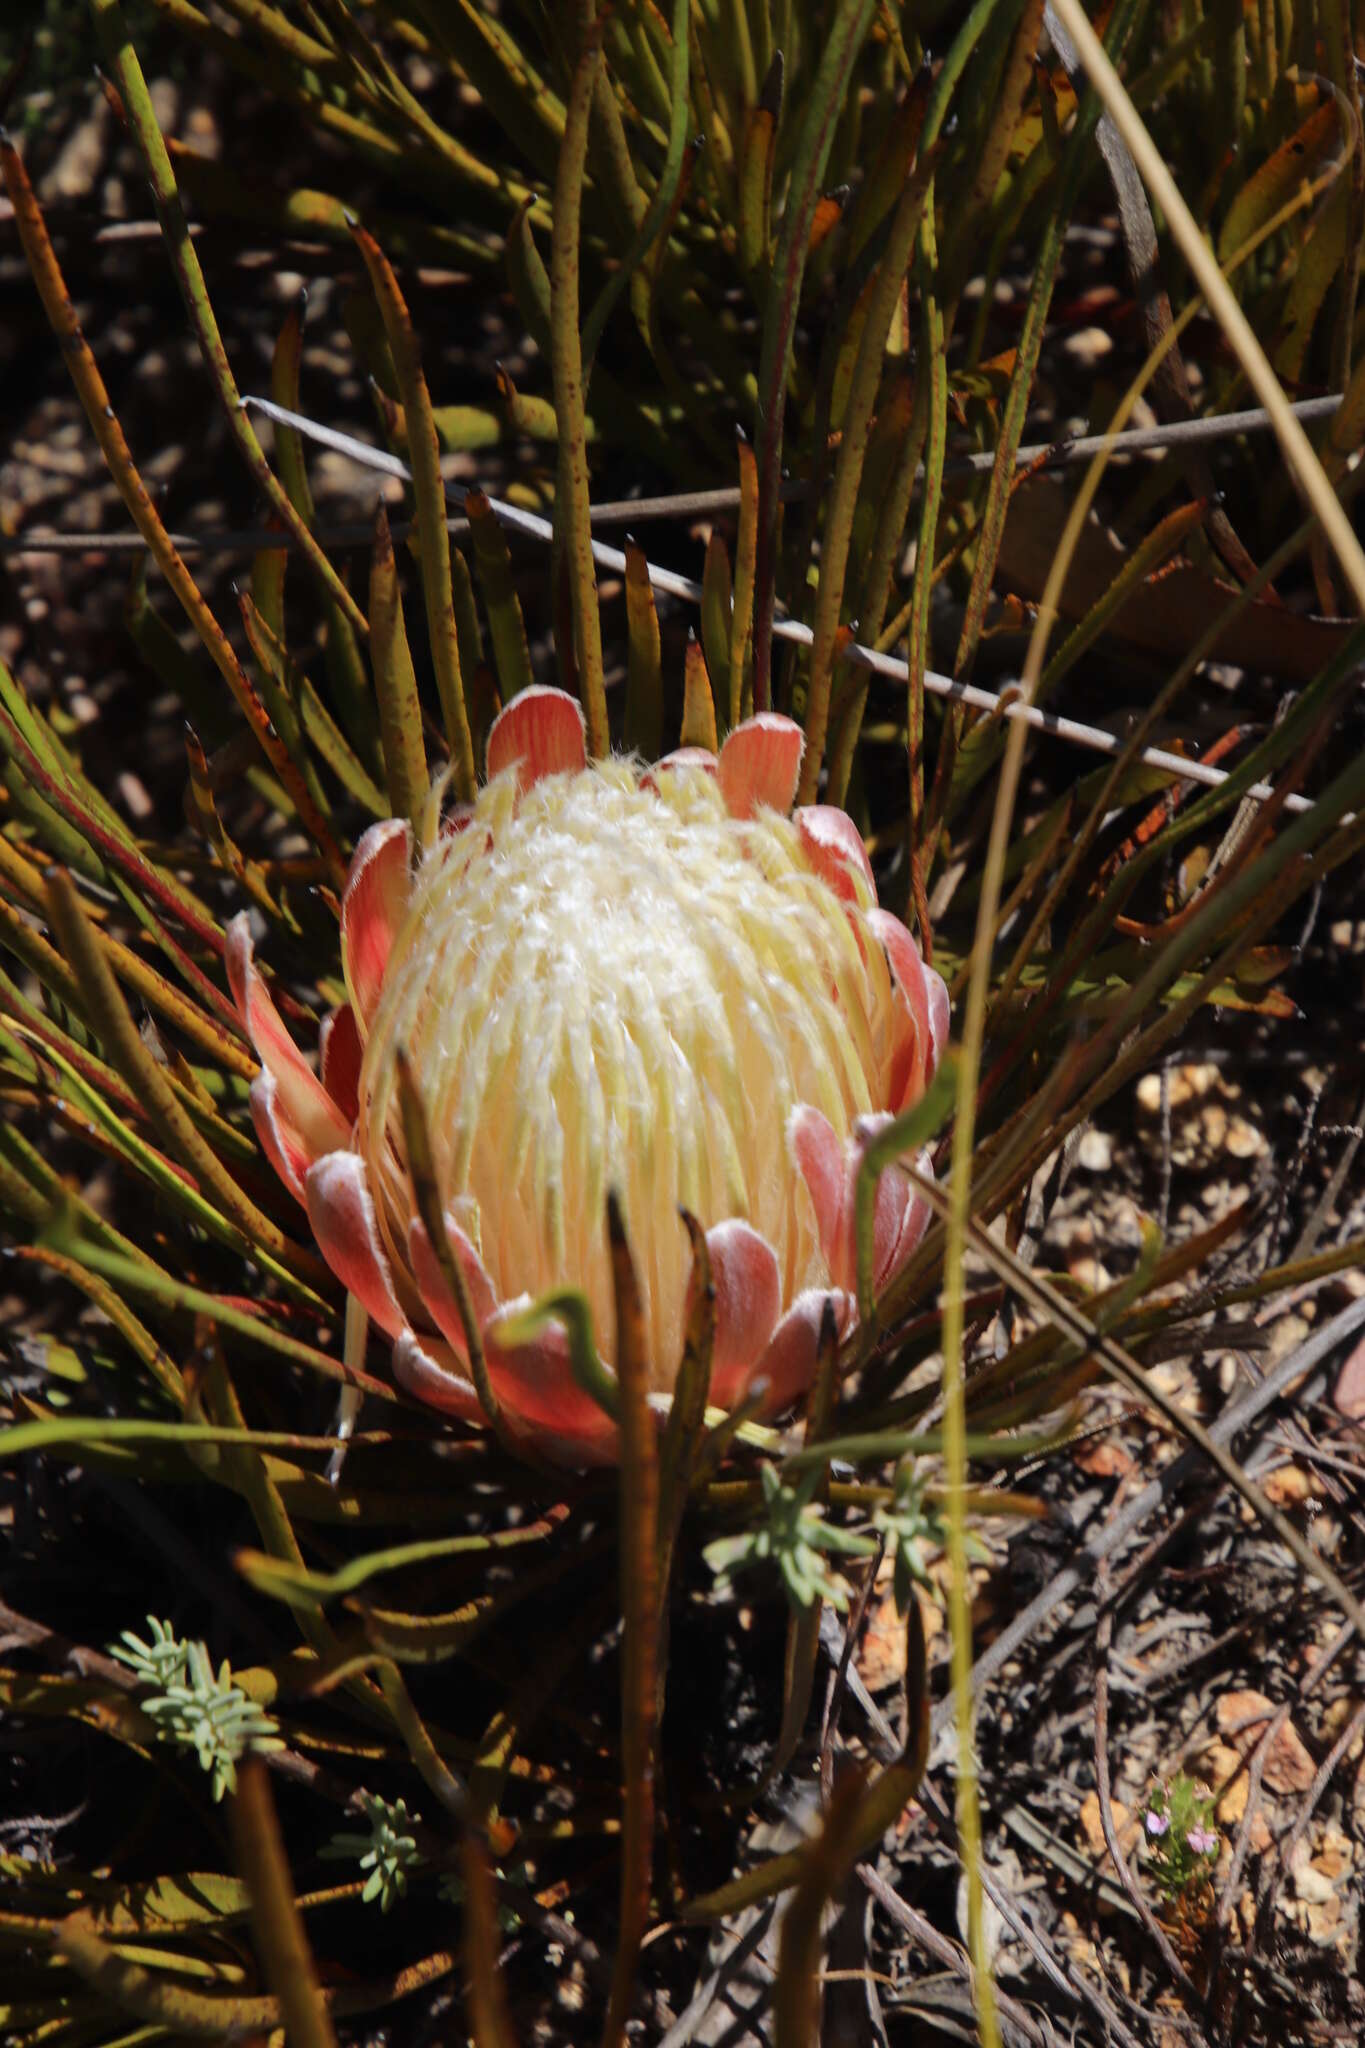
[1045,4,1267,590]
[1092,1560,1205,2009]
[1246,1697,1365,1961]
[0,400,1343,559]
[858,1864,1052,2048]
[1215,1721,1275,1931]
[1291,1081,1365,1261]
[818,1537,884,1808]
[0,1595,361,1808]
[931,1295,1365,1744]
[1212,1616,1361,1987]
[910,1773,1147,2048]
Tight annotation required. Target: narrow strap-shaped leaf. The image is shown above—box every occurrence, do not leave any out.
[0,731,107,881]
[680,634,718,751]
[124,558,233,745]
[395,1045,524,1462]
[466,490,534,705]
[943,0,1040,310]
[27,1012,326,1308]
[601,1192,659,2048]
[239,1514,570,1613]
[376,389,504,456]
[295,674,388,818]
[461,1829,519,2048]
[1038,498,1210,701]
[505,199,552,350]
[551,20,610,757]
[494,1287,620,1423]
[905,233,948,950]
[771,1301,840,1779]
[56,1897,460,2024]
[362,1537,597,1667]
[727,436,759,727]
[90,0,368,637]
[448,543,486,708]
[773,1766,875,2048]
[0,1120,163,1270]
[828,387,927,809]
[305,0,537,208]
[5,962,252,1163]
[0,138,347,885]
[582,0,691,365]
[588,62,648,246]
[16,1245,184,1405]
[56,1916,283,2034]
[1,655,223,934]
[377,1660,467,1817]
[205,1314,342,1666]
[623,540,664,759]
[273,294,381,771]
[369,501,430,837]
[0,664,107,881]
[798,147,935,801]
[231,1762,339,2048]
[853,1060,958,1327]
[44,870,327,1290]
[751,0,880,708]
[845,77,929,265]
[953,0,1138,680]
[240,595,386,815]
[102,924,255,1076]
[350,222,477,800]
[0,1146,50,1229]
[0,882,88,1024]
[414,0,565,176]
[700,533,733,734]
[20,700,222,998]
[77,1236,394,1400]
[236,589,332,813]
[187,724,280,909]
[497,363,589,443]
[270,292,315,521]
[657,1212,714,1579]
[738,97,778,281]
[251,530,286,646]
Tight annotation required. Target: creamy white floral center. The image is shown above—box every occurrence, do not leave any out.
[356,762,895,1382]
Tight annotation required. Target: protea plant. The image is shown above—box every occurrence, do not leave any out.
[228,686,948,1461]
[6,3,1362,2038]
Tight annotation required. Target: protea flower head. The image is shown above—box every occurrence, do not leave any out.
[227,687,948,1462]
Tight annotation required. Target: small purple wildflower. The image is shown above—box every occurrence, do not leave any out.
[1186,1826,1218,1856]
[1145,1809,1170,1837]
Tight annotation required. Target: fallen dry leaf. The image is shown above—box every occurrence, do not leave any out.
[1262,1464,1315,1507]
[1332,1332,1365,1419]
[997,477,1353,680]
[1215,1690,1316,1794]
[1292,1861,1335,1905]
[1302,1896,1343,1944]
[1203,1740,1247,1813]
[1079,1788,1141,1864]
[857,1585,941,1695]
[1072,1438,1134,1479]
[1320,1697,1365,1760]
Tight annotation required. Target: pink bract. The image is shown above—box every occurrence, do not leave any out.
[227,689,949,1463]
